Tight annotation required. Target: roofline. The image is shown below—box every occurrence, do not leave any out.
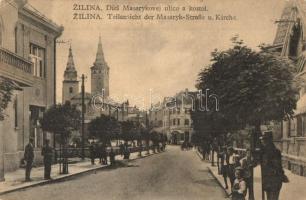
[19,5,64,36]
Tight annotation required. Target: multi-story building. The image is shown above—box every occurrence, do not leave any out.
[149,89,195,144]
[268,0,306,176]
[0,0,63,180]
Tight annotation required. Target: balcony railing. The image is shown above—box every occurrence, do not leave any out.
[0,47,32,74]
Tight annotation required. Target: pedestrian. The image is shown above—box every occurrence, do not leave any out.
[101,144,108,165]
[231,167,247,200]
[220,146,229,189]
[89,142,95,165]
[227,147,237,189]
[123,144,130,160]
[119,142,124,157]
[257,131,288,200]
[24,138,34,181]
[109,148,115,166]
[41,139,53,180]
[240,149,252,198]
[206,142,211,161]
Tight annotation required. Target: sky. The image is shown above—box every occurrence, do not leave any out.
[28,0,287,109]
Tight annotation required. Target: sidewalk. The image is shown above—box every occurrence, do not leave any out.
[0,150,160,195]
[196,150,306,200]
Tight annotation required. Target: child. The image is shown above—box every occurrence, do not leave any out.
[231,167,247,200]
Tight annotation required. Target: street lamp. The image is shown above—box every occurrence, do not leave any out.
[80,74,87,160]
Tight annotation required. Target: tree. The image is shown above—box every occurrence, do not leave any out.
[120,120,136,142]
[40,102,81,174]
[195,37,299,199]
[197,37,298,141]
[88,114,120,144]
[0,78,16,121]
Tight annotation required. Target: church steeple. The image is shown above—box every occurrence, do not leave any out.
[93,36,108,69]
[62,46,79,103]
[64,46,77,81]
[91,36,110,96]
[66,46,75,70]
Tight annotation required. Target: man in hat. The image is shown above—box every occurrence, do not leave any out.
[24,138,34,181]
[41,139,54,179]
[258,131,285,200]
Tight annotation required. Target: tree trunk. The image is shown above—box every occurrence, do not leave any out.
[211,150,215,166]
[61,136,69,174]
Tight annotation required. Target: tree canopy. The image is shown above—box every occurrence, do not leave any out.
[192,37,299,142]
[120,120,137,141]
[88,114,120,143]
[40,102,81,140]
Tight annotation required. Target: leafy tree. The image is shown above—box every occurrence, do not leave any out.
[191,96,233,149]
[195,37,299,199]
[120,120,136,142]
[41,102,81,139]
[195,37,298,142]
[40,102,81,174]
[0,78,16,121]
[88,114,120,144]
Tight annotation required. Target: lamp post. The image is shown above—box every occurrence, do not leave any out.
[81,74,87,160]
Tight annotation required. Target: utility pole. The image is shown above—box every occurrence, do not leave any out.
[81,74,85,160]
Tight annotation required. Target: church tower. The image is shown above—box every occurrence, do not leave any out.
[62,46,79,103]
[91,36,109,96]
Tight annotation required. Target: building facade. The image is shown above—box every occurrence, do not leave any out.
[149,89,195,144]
[0,0,63,180]
[269,0,306,176]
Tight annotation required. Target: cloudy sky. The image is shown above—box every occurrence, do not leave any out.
[29,0,286,109]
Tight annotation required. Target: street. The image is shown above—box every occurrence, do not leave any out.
[1,146,227,200]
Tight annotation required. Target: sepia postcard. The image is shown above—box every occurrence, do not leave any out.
[0,0,305,199]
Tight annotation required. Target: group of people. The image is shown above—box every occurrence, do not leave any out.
[181,141,193,151]
[89,142,116,166]
[24,138,53,181]
[119,142,131,159]
[217,131,288,200]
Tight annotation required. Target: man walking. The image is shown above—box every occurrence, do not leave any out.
[24,138,34,181]
[259,131,287,200]
[41,139,53,180]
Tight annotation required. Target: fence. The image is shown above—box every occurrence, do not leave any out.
[54,145,158,162]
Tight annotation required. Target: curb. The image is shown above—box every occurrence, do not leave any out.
[207,166,230,197]
[0,151,163,196]
[195,150,230,197]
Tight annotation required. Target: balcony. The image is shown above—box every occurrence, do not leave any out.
[0,47,34,87]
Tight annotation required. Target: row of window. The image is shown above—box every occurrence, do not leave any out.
[284,115,306,137]
[168,108,190,115]
[151,108,191,117]
[165,118,190,126]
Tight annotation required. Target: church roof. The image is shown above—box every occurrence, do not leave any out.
[273,0,306,46]
[92,36,109,70]
[64,46,78,80]
[65,46,76,70]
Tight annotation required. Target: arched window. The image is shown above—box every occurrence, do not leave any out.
[289,18,302,57]
[69,87,73,94]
